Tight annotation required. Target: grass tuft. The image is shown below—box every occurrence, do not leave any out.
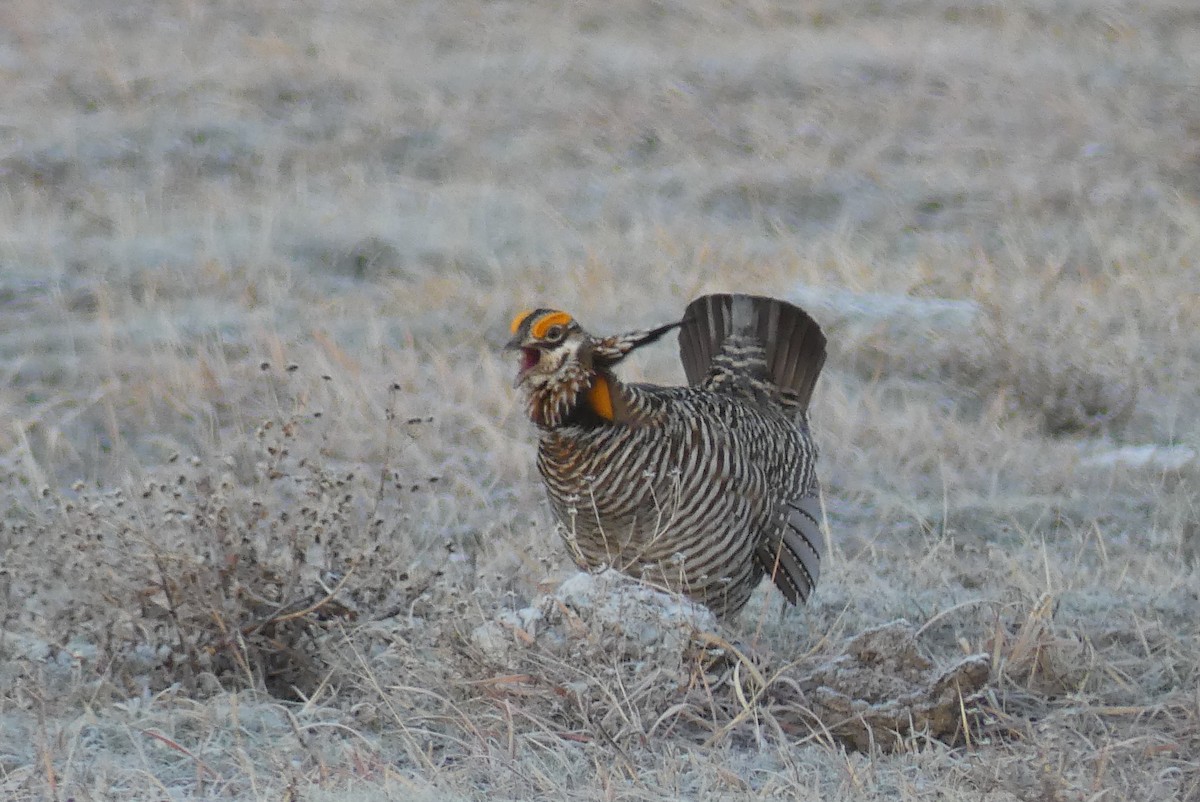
[2,0,1199,798]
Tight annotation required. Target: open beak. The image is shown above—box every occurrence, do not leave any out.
[506,336,540,387]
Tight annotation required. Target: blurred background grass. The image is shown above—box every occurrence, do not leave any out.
[1,0,1198,799]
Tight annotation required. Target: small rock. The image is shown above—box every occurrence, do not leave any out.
[1079,443,1197,472]
[790,285,981,336]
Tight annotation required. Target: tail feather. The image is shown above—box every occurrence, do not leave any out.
[678,293,827,412]
[677,296,725,383]
[757,496,823,604]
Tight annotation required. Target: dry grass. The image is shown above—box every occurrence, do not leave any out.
[2,0,1200,799]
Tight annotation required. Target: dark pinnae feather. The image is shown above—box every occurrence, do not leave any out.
[593,318,685,366]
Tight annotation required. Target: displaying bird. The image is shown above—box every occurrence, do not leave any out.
[507,293,827,618]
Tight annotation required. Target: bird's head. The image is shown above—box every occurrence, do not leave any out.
[506,309,592,391]
[506,309,599,427]
[506,307,684,428]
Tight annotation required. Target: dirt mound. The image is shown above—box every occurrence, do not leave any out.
[469,572,990,752]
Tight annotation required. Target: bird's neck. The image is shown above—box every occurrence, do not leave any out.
[530,368,628,429]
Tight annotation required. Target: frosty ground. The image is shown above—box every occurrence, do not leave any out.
[1,0,1198,799]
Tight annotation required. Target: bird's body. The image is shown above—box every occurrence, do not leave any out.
[508,294,827,618]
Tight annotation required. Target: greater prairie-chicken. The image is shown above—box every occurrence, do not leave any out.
[507,294,827,618]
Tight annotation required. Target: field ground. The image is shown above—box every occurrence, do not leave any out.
[2,0,1199,799]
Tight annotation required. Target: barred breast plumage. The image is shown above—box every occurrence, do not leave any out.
[507,294,828,618]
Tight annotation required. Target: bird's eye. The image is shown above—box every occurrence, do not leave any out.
[544,325,564,342]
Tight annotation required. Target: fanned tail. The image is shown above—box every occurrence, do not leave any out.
[678,293,827,413]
